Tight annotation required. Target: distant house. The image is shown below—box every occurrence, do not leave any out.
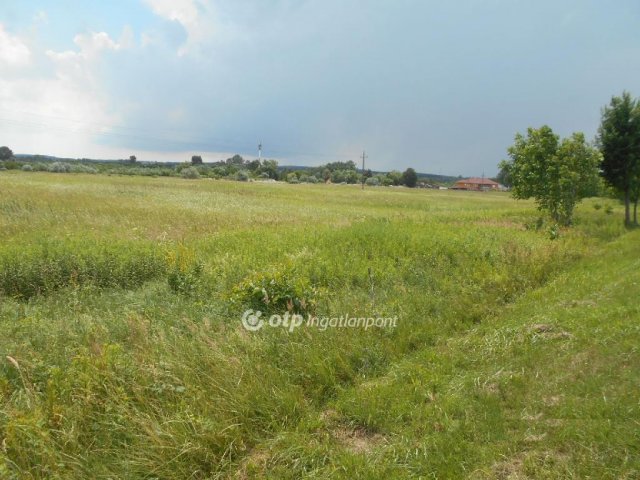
[452,177,499,191]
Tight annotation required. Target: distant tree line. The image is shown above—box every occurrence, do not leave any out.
[281,161,419,187]
[0,151,425,188]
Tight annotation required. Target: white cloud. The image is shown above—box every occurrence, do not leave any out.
[143,0,215,55]
[0,24,31,68]
[1,30,127,158]
[46,31,122,62]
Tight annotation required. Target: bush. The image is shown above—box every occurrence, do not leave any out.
[286,173,299,184]
[181,167,201,179]
[235,170,250,182]
[365,176,380,186]
[165,245,204,296]
[33,163,49,172]
[48,162,71,173]
[231,264,318,316]
[2,161,21,170]
[69,164,97,174]
[21,164,33,172]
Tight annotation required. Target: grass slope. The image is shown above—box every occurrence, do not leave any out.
[0,172,637,479]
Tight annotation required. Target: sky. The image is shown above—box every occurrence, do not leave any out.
[1,1,639,176]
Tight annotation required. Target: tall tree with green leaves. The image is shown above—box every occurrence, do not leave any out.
[402,168,418,188]
[596,91,640,226]
[505,126,600,226]
[0,146,13,161]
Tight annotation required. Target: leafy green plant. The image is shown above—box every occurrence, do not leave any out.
[165,244,204,296]
[231,263,318,315]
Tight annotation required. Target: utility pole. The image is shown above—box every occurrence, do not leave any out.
[361,150,367,190]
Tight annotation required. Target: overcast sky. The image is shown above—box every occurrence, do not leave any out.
[1,1,639,175]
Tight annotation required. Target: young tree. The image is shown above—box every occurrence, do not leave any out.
[597,91,640,226]
[505,126,600,225]
[401,168,418,188]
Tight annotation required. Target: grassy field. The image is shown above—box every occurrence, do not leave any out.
[0,171,638,479]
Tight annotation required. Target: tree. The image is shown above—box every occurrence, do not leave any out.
[386,170,402,186]
[597,91,640,226]
[402,168,418,188]
[226,154,244,166]
[495,161,512,187]
[259,159,278,179]
[129,155,137,163]
[0,146,13,161]
[505,126,600,225]
[247,159,261,171]
[191,155,203,165]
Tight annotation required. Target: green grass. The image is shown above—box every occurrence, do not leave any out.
[0,171,637,478]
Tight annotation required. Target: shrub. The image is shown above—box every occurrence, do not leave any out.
[286,173,299,184]
[165,245,204,296]
[48,162,71,173]
[365,176,380,186]
[69,164,98,174]
[32,163,49,172]
[231,264,318,316]
[235,170,250,182]
[181,167,201,179]
[21,164,33,172]
[3,161,21,170]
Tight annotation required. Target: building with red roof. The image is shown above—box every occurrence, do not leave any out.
[451,177,500,191]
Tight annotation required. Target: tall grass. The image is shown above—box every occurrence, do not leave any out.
[0,240,166,299]
[0,172,635,479]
